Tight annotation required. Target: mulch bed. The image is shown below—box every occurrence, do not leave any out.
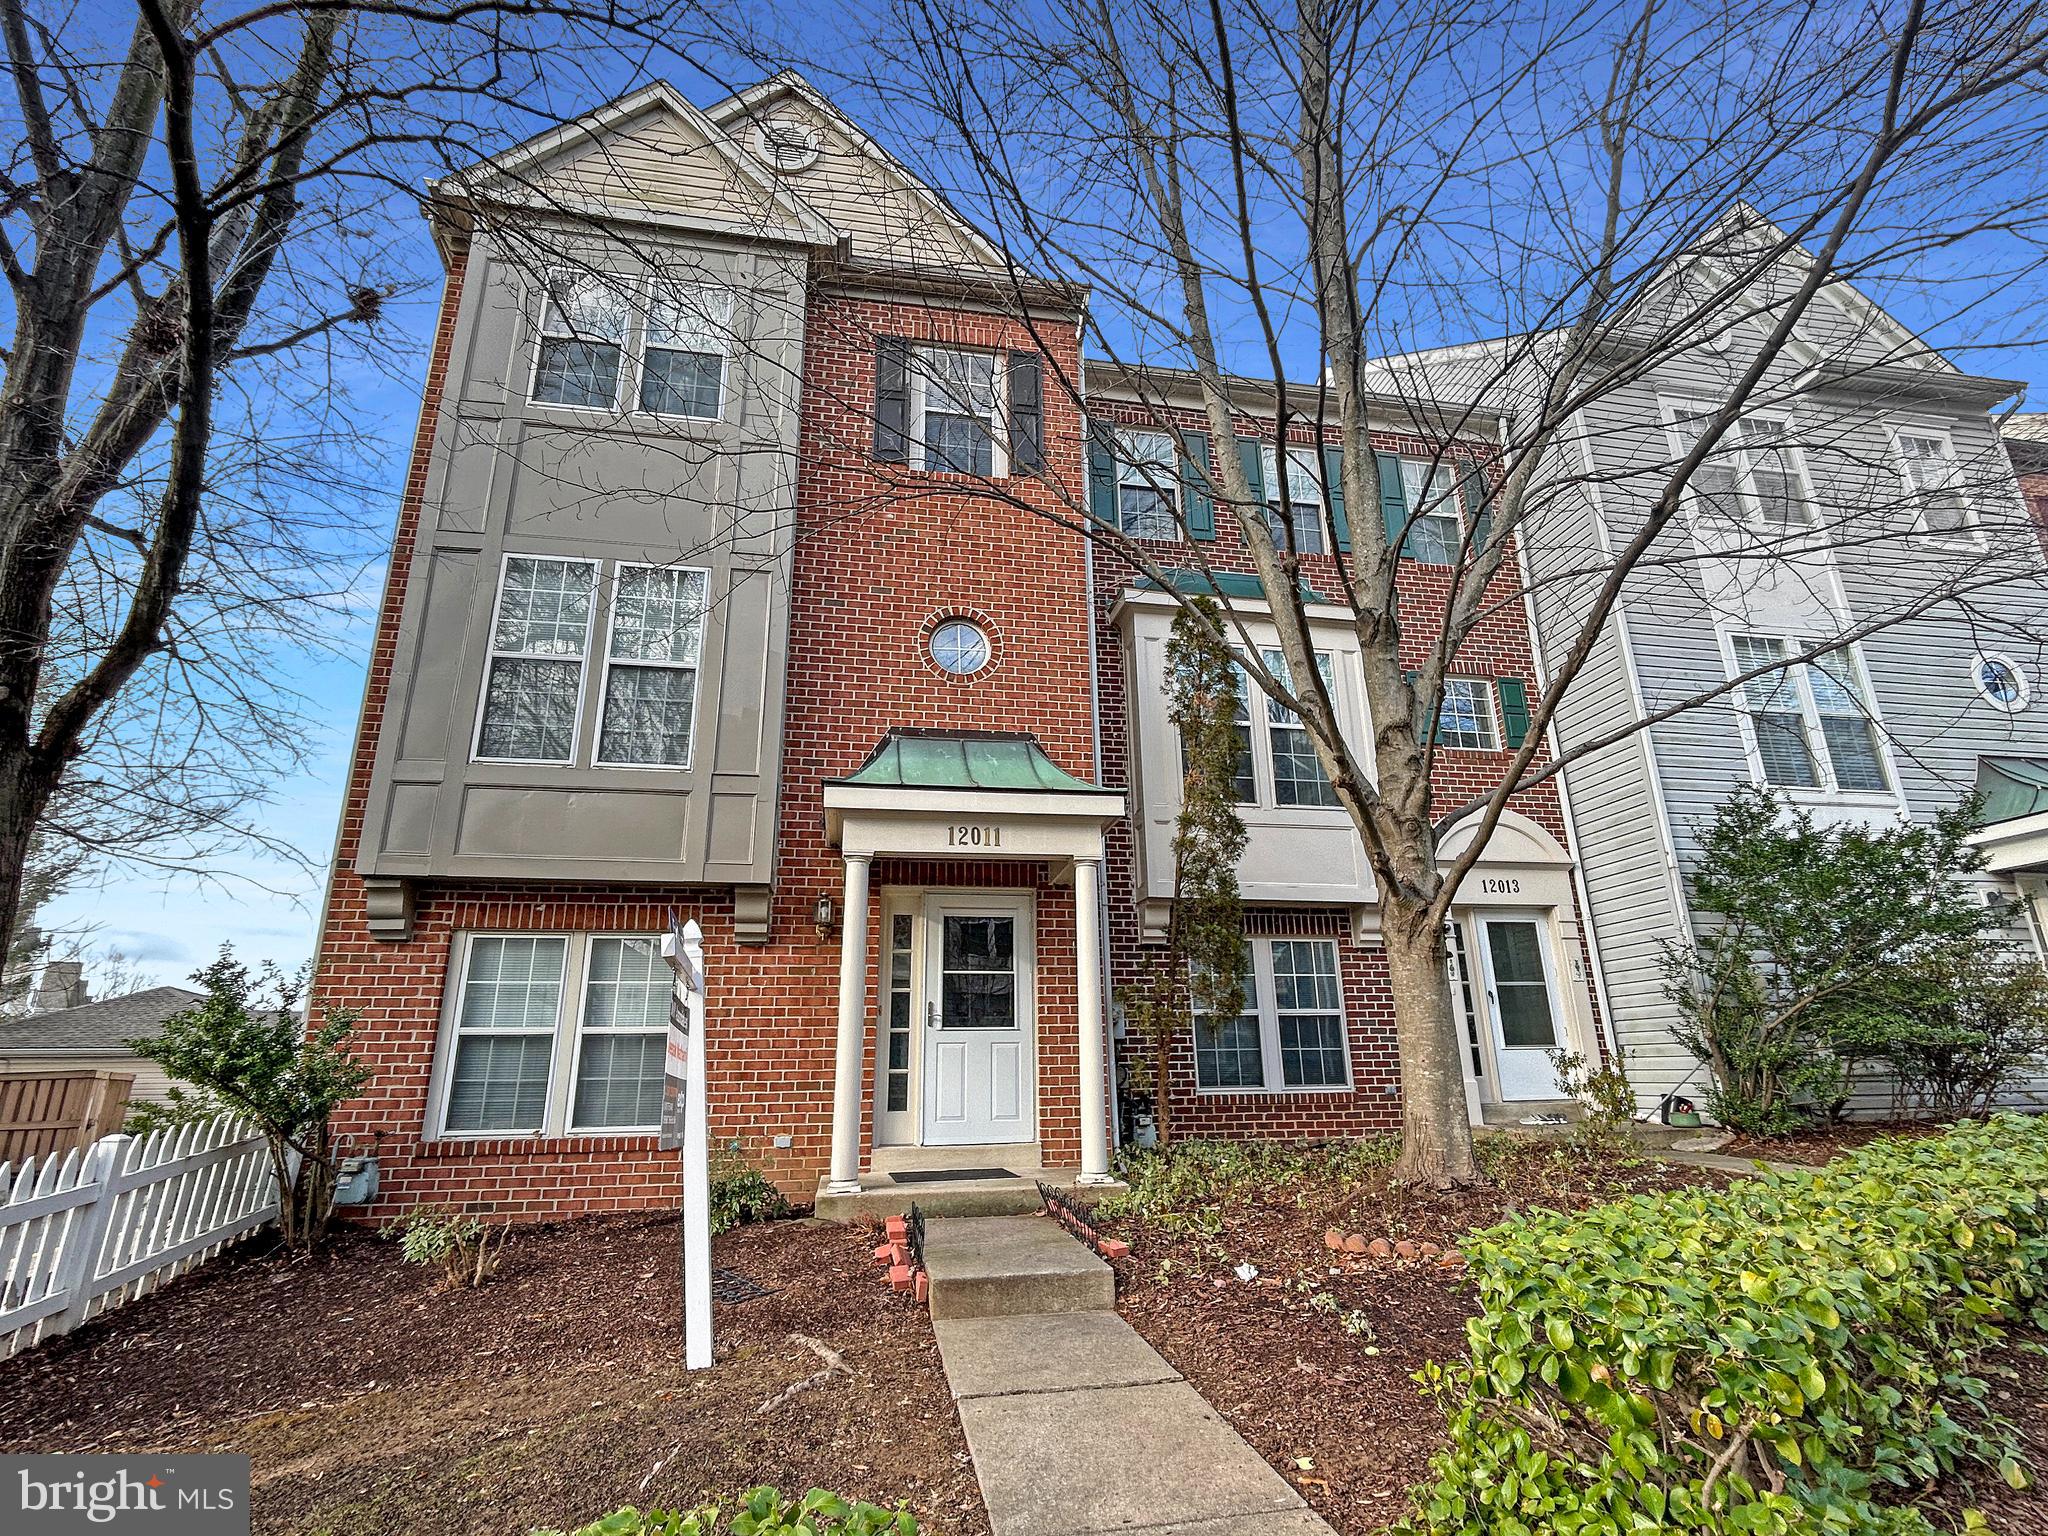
[1722,1118,1958,1164]
[0,1215,986,1536]
[1098,1144,1718,1535]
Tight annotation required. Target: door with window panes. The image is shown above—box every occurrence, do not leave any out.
[1473,916,1569,1101]
[919,893,1036,1145]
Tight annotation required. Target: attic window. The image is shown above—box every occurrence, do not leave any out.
[754,118,820,173]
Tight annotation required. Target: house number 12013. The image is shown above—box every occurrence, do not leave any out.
[1479,876,1521,894]
[948,824,1002,848]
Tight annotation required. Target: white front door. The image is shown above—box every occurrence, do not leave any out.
[920,893,1035,1145]
[1476,915,1568,1101]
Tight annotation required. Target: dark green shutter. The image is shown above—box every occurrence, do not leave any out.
[1238,440,1267,513]
[874,337,909,462]
[1376,451,1408,557]
[1461,461,1489,565]
[1181,430,1215,540]
[1007,352,1043,473]
[1322,445,1350,553]
[1497,677,1531,749]
[1086,422,1118,527]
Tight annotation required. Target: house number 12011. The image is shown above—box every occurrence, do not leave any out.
[948,824,1002,848]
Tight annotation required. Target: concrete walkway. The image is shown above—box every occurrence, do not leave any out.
[925,1216,1337,1536]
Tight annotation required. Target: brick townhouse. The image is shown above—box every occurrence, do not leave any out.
[311,72,1605,1222]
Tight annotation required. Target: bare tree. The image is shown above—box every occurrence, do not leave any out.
[851,0,2048,1182]
[0,0,730,955]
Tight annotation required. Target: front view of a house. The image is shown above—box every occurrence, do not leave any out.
[311,72,1606,1219]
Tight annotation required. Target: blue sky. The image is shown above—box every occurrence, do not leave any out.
[44,12,2048,990]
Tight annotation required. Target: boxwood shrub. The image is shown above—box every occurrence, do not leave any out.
[1406,1115,2048,1535]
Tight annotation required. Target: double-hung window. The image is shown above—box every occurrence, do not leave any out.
[476,556,707,769]
[1728,634,1889,795]
[1894,430,1974,538]
[532,268,734,419]
[639,283,731,418]
[440,933,670,1137]
[1115,430,1182,539]
[1400,458,1462,564]
[477,555,598,763]
[598,565,708,767]
[914,346,1004,475]
[1665,403,1811,528]
[533,273,631,409]
[1261,648,1339,807]
[1193,938,1350,1091]
[1437,678,1498,750]
[1260,446,1328,554]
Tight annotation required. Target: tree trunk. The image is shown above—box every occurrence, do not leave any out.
[0,743,60,962]
[1383,899,1482,1187]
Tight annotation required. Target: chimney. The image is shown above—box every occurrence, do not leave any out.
[31,960,88,1013]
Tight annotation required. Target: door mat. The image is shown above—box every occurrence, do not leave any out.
[886,1167,1017,1184]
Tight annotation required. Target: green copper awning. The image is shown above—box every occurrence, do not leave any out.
[1136,567,1332,605]
[1975,755,2048,825]
[830,730,1109,795]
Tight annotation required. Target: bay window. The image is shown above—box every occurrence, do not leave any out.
[530,267,734,420]
[598,564,708,767]
[1261,648,1339,807]
[638,283,731,418]
[532,273,629,409]
[477,555,597,763]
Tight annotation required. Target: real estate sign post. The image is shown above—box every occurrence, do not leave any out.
[660,915,712,1370]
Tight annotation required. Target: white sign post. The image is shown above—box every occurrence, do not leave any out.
[660,915,712,1370]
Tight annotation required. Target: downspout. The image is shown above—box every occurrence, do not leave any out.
[1077,311,1122,1153]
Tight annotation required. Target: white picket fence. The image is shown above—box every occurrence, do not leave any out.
[0,1114,280,1360]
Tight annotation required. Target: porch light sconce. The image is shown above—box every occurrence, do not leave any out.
[813,895,836,936]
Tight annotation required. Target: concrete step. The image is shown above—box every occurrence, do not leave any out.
[922,1214,1114,1320]
[1480,1098,1583,1128]
[811,1169,1126,1223]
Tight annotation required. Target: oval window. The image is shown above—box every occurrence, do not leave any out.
[1972,653,2029,712]
[929,618,991,677]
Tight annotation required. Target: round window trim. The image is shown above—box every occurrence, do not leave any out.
[928,618,992,677]
[1971,652,2029,712]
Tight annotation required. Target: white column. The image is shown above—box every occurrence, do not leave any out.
[1074,857,1113,1183]
[826,854,872,1194]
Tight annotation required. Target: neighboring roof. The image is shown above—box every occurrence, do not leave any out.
[2004,414,2048,442]
[0,986,202,1054]
[1084,358,1501,436]
[1975,757,2048,825]
[829,730,1108,794]
[1137,568,1333,605]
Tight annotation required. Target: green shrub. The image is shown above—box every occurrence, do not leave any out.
[1099,1136,1397,1228]
[1405,1115,2047,1535]
[709,1145,792,1235]
[383,1205,507,1288]
[533,1487,915,1536]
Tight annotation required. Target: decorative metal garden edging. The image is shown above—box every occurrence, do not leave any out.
[1038,1181,1129,1261]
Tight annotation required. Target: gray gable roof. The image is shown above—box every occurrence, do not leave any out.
[0,986,203,1053]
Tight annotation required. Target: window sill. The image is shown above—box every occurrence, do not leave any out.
[1769,784,1903,810]
[420,1131,662,1156]
[1193,1083,1356,1098]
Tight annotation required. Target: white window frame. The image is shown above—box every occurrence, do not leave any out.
[1256,647,1341,809]
[1114,429,1182,540]
[1398,456,1464,565]
[592,561,711,771]
[1660,398,1815,530]
[1723,631,1899,803]
[429,931,670,1141]
[472,552,600,766]
[529,267,735,424]
[630,280,733,422]
[1970,652,2030,713]
[1260,445,1328,555]
[1191,935,1352,1095]
[1888,423,1982,546]
[909,344,1009,477]
[1437,677,1499,751]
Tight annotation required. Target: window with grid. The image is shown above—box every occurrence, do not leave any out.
[1401,458,1462,565]
[1271,940,1347,1087]
[1260,446,1328,554]
[598,564,707,767]
[444,936,566,1133]
[1730,634,1889,795]
[1193,948,1264,1089]
[1896,432,1973,535]
[1437,678,1498,750]
[571,936,669,1129]
[533,273,629,409]
[1261,648,1338,807]
[916,347,1001,475]
[639,282,731,418]
[1667,406,1811,527]
[1192,938,1349,1091]
[1116,430,1181,539]
[477,556,597,762]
